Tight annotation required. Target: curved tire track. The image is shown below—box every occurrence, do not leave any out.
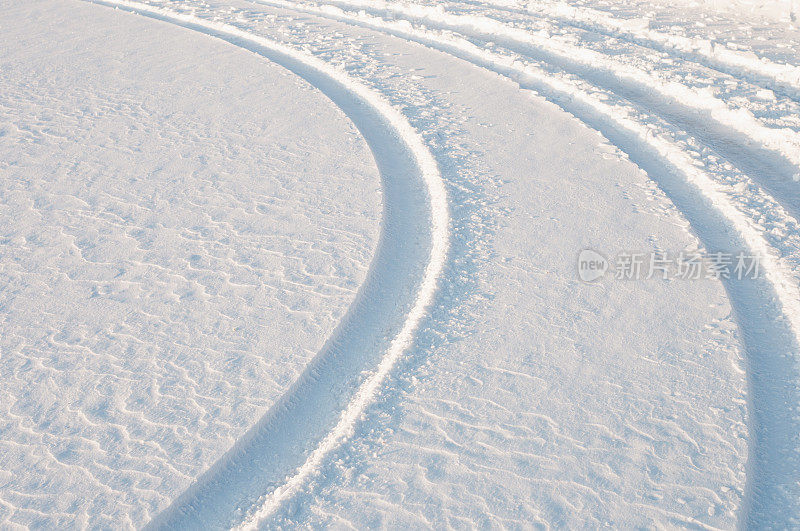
[82,0,800,526]
[83,1,448,528]
[264,0,800,223]
[240,0,800,524]
[458,0,800,103]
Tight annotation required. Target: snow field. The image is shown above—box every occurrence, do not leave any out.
[0,0,382,527]
[3,0,800,527]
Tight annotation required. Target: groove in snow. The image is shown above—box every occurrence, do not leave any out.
[84,0,449,528]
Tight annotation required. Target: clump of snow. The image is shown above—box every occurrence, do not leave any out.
[755,88,778,101]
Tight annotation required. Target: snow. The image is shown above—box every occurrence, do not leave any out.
[644,0,799,24]
[2,0,800,528]
[273,50,749,527]
[0,1,381,527]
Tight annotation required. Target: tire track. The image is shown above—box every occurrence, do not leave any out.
[240,0,800,524]
[82,1,449,528]
[252,0,800,334]
[457,0,800,102]
[267,0,800,224]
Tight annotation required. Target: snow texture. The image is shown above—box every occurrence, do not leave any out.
[2,0,800,528]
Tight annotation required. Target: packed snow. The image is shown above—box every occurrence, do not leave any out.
[1,0,799,528]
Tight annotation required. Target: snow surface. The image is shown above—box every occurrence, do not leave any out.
[0,1,382,527]
[2,0,800,528]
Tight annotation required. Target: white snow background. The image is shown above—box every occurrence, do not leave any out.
[1,0,800,528]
